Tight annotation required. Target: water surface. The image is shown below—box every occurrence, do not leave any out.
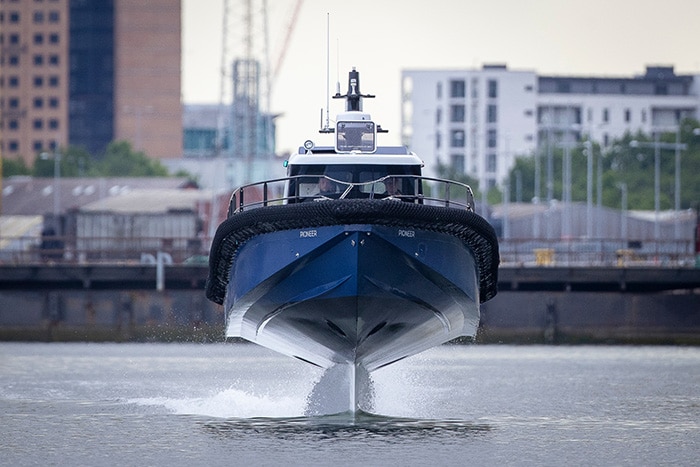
[1,343,698,466]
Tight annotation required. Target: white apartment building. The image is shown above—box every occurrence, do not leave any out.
[401,65,700,192]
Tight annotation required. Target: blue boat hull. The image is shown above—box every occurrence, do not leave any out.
[225,224,480,371]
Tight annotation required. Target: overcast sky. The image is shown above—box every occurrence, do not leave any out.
[182,0,700,153]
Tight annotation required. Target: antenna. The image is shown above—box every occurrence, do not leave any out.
[320,13,334,133]
[324,13,330,131]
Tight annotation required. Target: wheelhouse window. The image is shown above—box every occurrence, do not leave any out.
[287,164,421,200]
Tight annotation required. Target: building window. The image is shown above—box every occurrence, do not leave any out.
[48,76,59,87]
[9,55,19,66]
[9,76,19,87]
[9,141,19,151]
[10,33,20,44]
[9,98,20,108]
[9,120,19,130]
[34,33,44,45]
[33,76,43,87]
[450,80,465,98]
[10,12,21,23]
[525,84,534,92]
[641,109,647,123]
[436,82,442,99]
[33,119,44,130]
[587,108,593,123]
[48,119,59,130]
[33,140,44,151]
[436,107,442,124]
[48,11,59,22]
[487,129,498,148]
[450,104,465,122]
[450,129,465,148]
[624,108,631,123]
[525,109,534,117]
[48,97,59,108]
[33,97,44,108]
[435,131,441,150]
[602,108,609,123]
[33,11,44,23]
[556,81,571,93]
[48,54,59,65]
[487,104,497,123]
[49,33,59,44]
[488,80,498,98]
[655,84,667,95]
[33,55,43,66]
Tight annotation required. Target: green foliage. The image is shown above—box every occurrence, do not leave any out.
[96,141,169,177]
[1,157,31,177]
[506,118,700,210]
[10,140,186,179]
[436,161,480,197]
[32,146,93,178]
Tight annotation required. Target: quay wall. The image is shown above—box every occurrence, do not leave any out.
[0,265,698,344]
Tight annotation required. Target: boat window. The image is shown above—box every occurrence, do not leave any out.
[336,121,376,153]
[288,164,422,199]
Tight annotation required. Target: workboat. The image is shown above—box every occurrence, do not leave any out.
[206,68,499,378]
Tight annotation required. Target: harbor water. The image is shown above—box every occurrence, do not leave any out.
[1,342,698,466]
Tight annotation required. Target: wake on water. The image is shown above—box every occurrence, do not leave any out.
[131,363,397,420]
[304,364,375,416]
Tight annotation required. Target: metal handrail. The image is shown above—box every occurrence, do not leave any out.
[227,175,475,215]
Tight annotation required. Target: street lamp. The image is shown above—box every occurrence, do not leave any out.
[616,182,628,241]
[585,140,594,238]
[630,134,687,240]
[556,141,576,238]
[40,143,61,236]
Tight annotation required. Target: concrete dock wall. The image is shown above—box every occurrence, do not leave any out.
[0,265,698,343]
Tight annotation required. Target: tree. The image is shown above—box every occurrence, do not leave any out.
[507,118,700,211]
[1,156,31,177]
[95,141,169,177]
[32,145,93,178]
[435,161,480,196]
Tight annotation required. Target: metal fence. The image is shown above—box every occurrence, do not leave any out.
[499,238,697,268]
[0,234,210,265]
[0,235,696,268]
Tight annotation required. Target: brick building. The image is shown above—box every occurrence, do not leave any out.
[0,0,182,164]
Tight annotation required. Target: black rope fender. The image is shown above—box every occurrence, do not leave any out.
[205,199,500,305]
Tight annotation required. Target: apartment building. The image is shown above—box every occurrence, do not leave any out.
[402,65,700,191]
[0,0,181,164]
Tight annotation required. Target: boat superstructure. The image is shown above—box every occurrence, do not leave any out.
[206,68,499,375]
